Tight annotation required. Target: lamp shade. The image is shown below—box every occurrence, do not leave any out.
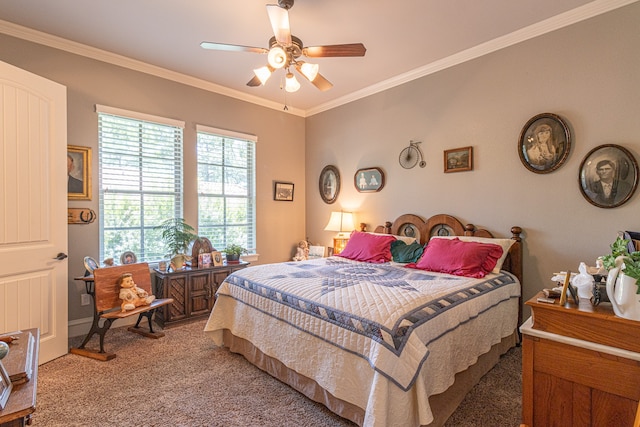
[324,211,355,235]
[285,72,300,92]
[267,46,287,69]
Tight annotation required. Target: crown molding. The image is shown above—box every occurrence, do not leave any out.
[1,0,636,118]
[306,0,639,116]
[0,19,305,117]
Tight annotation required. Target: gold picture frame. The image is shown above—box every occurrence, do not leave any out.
[444,146,473,173]
[67,145,92,200]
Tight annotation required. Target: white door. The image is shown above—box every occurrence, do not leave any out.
[0,60,68,364]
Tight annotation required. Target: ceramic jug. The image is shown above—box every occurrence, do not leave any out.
[606,255,640,321]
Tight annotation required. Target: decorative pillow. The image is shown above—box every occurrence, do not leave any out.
[390,240,424,263]
[412,237,503,278]
[431,236,515,273]
[367,232,416,245]
[338,231,395,263]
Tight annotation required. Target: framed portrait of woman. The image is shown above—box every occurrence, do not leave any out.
[518,113,571,174]
[579,144,638,209]
[319,165,340,204]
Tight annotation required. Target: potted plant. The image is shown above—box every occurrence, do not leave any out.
[602,236,640,285]
[601,236,640,320]
[155,217,200,259]
[224,243,247,263]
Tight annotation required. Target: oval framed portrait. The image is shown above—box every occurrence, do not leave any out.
[120,251,137,265]
[579,144,638,209]
[319,165,340,204]
[518,113,571,174]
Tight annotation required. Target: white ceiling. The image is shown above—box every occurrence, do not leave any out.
[0,0,633,115]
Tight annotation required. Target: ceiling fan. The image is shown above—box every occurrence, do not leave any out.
[200,0,366,93]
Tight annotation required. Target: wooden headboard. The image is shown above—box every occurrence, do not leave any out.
[373,213,524,327]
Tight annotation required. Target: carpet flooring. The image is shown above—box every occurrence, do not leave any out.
[34,319,521,426]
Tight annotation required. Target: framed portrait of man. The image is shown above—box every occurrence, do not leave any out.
[579,144,638,208]
[67,145,92,200]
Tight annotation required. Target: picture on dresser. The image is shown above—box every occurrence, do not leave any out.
[0,359,11,410]
[579,144,638,209]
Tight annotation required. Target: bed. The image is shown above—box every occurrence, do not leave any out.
[204,213,523,427]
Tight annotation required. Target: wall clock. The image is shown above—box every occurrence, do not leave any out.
[319,165,340,204]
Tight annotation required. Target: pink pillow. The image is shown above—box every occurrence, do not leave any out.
[412,237,503,278]
[338,231,395,263]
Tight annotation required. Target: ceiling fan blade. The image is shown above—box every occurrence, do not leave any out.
[200,42,268,54]
[266,5,292,46]
[303,43,366,57]
[246,75,262,87]
[294,63,333,91]
[309,72,333,91]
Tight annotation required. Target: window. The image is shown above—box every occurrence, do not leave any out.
[97,105,185,262]
[196,125,256,253]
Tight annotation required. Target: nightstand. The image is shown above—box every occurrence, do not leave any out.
[332,237,349,255]
[521,293,640,426]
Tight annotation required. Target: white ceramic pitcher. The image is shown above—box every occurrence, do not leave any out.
[606,255,640,321]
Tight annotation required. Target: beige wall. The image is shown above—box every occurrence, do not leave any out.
[0,34,306,322]
[305,3,640,313]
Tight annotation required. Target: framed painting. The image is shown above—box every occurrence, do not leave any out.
[355,167,385,192]
[444,146,473,173]
[120,251,137,265]
[579,144,638,209]
[274,181,294,201]
[319,165,340,204]
[518,113,571,174]
[67,145,92,200]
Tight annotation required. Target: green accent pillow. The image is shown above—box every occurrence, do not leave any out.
[390,240,424,263]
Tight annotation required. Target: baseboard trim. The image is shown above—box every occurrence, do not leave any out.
[68,315,139,338]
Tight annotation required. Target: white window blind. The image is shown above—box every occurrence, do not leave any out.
[98,106,184,262]
[196,125,256,253]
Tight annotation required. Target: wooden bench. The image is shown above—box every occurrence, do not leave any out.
[70,262,173,361]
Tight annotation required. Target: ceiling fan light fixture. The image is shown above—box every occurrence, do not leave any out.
[267,46,288,69]
[285,71,300,92]
[253,66,273,85]
[299,62,319,81]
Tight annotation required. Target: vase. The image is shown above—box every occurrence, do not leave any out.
[606,256,640,321]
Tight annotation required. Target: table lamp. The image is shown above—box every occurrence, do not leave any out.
[324,211,355,255]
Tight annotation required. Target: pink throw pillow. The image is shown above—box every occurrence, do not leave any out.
[338,231,395,263]
[412,237,503,278]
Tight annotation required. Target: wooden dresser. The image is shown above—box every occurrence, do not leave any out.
[153,262,249,327]
[521,293,640,426]
[0,329,39,427]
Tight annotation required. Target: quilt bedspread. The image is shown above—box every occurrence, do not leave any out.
[209,257,520,391]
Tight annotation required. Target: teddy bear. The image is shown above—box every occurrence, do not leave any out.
[118,273,156,312]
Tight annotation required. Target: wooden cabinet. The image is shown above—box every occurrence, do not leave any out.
[0,329,39,427]
[153,262,248,327]
[521,293,640,427]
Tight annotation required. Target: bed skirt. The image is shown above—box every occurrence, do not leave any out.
[222,329,517,427]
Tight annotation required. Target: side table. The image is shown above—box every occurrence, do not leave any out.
[0,328,40,427]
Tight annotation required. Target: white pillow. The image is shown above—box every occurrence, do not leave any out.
[367,232,417,245]
[430,236,515,273]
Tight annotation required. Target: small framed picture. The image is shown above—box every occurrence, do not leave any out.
[444,146,473,173]
[308,246,326,259]
[518,113,571,174]
[579,144,638,208]
[274,181,294,201]
[120,251,137,265]
[355,167,385,192]
[67,145,92,200]
[211,251,224,266]
[198,252,212,268]
[0,360,12,410]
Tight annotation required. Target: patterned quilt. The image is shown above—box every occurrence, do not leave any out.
[212,257,520,391]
